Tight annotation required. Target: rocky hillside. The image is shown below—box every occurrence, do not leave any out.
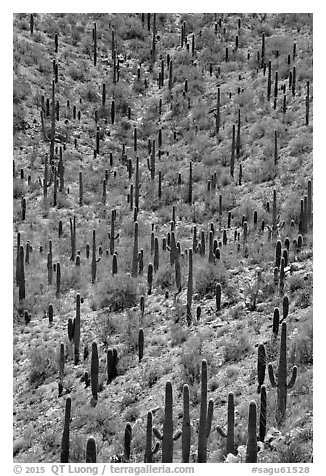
[13,13,313,464]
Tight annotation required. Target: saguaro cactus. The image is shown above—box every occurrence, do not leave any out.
[268,322,298,425]
[91,342,99,402]
[16,232,21,286]
[259,385,267,442]
[216,87,221,136]
[182,384,191,463]
[154,237,159,272]
[61,397,71,463]
[56,262,61,297]
[153,381,181,462]
[147,263,153,294]
[132,222,139,278]
[74,294,81,365]
[138,328,144,362]
[197,359,208,462]
[187,161,193,204]
[59,342,65,384]
[107,349,115,384]
[93,22,97,66]
[91,229,97,283]
[18,245,25,301]
[186,249,193,326]
[245,401,257,463]
[267,60,272,101]
[108,209,119,255]
[230,124,235,177]
[86,436,97,463]
[216,283,222,312]
[273,308,280,336]
[257,344,266,393]
[70,215,76,262]
[144,411,160,463]
[216,392,235,455]
[275,240,282,268]
[124,423,132,461]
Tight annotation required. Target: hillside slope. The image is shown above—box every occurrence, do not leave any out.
[13,13,313,464]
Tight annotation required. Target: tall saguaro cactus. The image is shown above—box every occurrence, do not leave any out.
[18,245,25,301]
[91,229,97,283]
[245,401,257,463]
[70,215,76,262]
[153,381,181,462]
[50,80,56,162]
[61,397,71,463]
[216,87,221,136]
[259,385,267,442]
[182,384,191,463]
[197,359,208,462]
[91,341,99,402]
[186,249,193,325]
[144,411,160,463]
[268,322,297,425]
[132,221,139,278]
[217,392,235,455]
[74,293,81,365]
[187,161,193,204]
[257,344,266,393]
[108,209,119,255]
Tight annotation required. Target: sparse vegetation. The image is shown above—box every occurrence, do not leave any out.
[13,12,312,464]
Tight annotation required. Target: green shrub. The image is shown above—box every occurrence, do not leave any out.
[170,322,189,347]
[289,320,313,366]
[68,64,86,81]
[95,274,138,312]
[223,332,251,363]
[195,263,226,298]
[29,344,57,387]
[154,263,175,290]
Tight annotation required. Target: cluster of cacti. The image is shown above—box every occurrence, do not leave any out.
[13,13,311,464]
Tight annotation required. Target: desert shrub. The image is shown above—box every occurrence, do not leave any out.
[180,337,203,385]
[180,331,213,386]
[170,321,189,347]
[255,21,274,37]
[29,344,57,387]
[295,286,312,309]
[120,384,142,411]
[154,263,175,290]
[68,63,86,82]
[288,273,305,293]
[195,263,226,298]
[281,190,303,225]
[132,78,145,94]
[82,82,100,103]
[265,35,292,58]
[289,320,313,366]
[119,15,146,40]
[124,405,140,423]
[223,332,251,363]
[289,134,312,157]
[142,362,163,388]
[95,275,138,312]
